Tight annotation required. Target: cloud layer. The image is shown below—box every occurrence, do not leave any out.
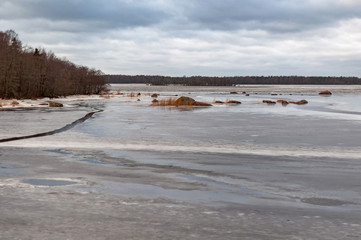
[1,0,361,76]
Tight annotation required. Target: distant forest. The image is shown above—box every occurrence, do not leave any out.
[107,75,361,86]
[0,30,106,99]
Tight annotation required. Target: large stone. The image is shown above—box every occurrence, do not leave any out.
[49,101,63,107]
[174,96,196,106]
[174,96,212,106]
[319,90,332,95]
[263,100,276,104]
[276,100,289,105]
[226,100,241,104]
[290,99,308,105]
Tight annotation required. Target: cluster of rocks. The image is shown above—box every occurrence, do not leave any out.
[263,99,308,105]
[214,100,241,104]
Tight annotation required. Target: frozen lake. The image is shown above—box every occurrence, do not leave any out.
[1,84,361,239]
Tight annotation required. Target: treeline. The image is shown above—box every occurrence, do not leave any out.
[0,30,106,99]
[107,75,361,85]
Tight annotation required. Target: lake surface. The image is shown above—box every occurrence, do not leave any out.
[1,84,361,239]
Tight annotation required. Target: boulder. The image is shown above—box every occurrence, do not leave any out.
[230,91,238,94]
[276,100,289,105]
[193,101,213,107]
[291,99,308,105]
[152,99,159,103]
[174,96,196,106]
[226,100,241,104]
[151,93,159,98]
[319,90,332,95]
[48,101,63,107]
[11,101,19,106]
[263,100,276,104]
[174,96,212,106]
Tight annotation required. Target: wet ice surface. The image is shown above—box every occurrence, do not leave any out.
[1,85,361,239]
[23,179,77,186]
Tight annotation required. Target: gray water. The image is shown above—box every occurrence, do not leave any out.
[1,85,361,207]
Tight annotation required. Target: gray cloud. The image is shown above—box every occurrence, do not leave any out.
[0,0,168,31]
[1,0,361,76]
[179,0,361,33]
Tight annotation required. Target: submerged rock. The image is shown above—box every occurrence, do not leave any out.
[263,100,276,104]
[276,100,289,105]
[292,99,308,105]
[11,101,19,106]
[226,100,241,104]
[319,90,332,95]
[48,101,63,107]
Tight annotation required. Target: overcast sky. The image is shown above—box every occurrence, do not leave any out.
[1,0,361,76]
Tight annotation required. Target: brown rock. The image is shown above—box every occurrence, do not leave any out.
[11,101,19,106]
[174,96,196,106]
[263,100,276,104]
[226,100,241,104]
[193,101,213,106]
[214,100,225,104]
[291,99,308,105]
[319,90,332,95]
[151,93,159,98]
[295,99,308,105]
[174,96,212,106]
[230,92,238,94]
[48,101,63,107]
[276,100,289,105]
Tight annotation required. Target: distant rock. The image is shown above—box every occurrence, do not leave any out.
[152,99,159,103]
[151,93,159,98]
[214,100,225,104]
[319,90,332,95]
[48,101,63,107]
[263,100,276,104]
[230,91,238,94]
[11,101,19,106]
[276,100,289,105]
[290,99,308,105]
[226,100,241,104]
